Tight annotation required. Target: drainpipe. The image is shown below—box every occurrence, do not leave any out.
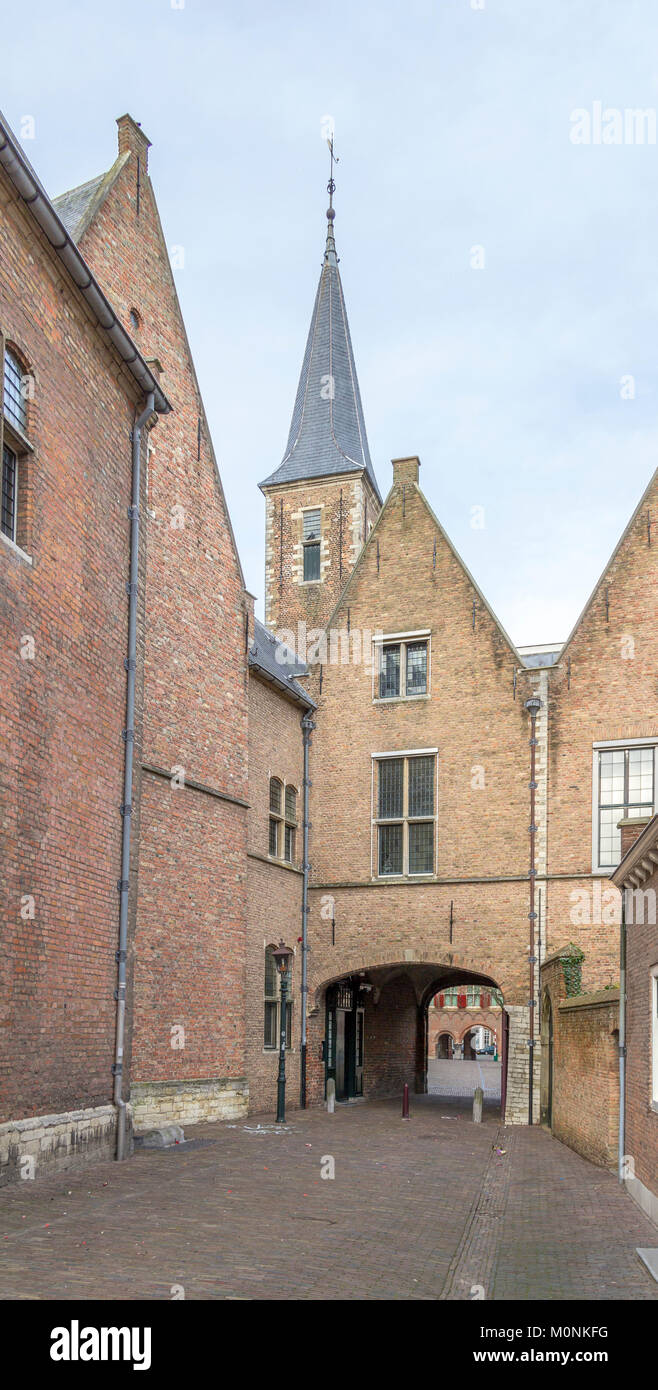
[618,889,627,1182]
[525,696,542,1126]
[113,392,155,1161]
[300,711,316,1107]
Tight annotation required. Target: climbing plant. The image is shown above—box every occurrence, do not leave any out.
[560,943,585,997]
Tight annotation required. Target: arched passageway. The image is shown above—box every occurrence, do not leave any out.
[315,961,509,1117]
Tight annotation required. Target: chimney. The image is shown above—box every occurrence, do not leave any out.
[116,114,151,173]
[617,815,652,859]
[392,455,420,486]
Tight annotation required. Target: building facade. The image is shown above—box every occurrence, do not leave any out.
[261,196,658,1126]
[2,110,657,1175]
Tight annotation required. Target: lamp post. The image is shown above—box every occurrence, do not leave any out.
[525,695,542,1126]
[273,940,294,1123]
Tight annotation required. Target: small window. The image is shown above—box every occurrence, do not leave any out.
[1,342,33,551]
[3,348,28,433]
[302,508,322,583]
[374,753,436,877]
[129,308,141,332]
[268,777,296,864]
[284,786,297,864]
[376,637,429,700]
[2,443,17,541]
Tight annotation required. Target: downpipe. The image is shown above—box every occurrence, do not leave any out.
[618,890,627,1182]
[300,711,315,1107]
[113,392,155,1161]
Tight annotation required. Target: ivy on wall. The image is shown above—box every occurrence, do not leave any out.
[560,943,586,997]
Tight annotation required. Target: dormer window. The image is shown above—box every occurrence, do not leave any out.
[302,507,321,582]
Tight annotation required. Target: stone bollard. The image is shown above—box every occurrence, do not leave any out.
[402,1082,410,1119]
[326,1078,335,1114]
[473,1086,483,1124]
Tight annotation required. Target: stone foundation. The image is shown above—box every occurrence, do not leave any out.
[504,1005,541,1125]
[0,1104,119,1186]
[131,1077,249,1130]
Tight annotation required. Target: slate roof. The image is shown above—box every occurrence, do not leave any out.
[52,172,109,241]
[249,619,315,707]
[260,214,381,501]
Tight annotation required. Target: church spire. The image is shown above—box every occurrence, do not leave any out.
[260,153,381,501]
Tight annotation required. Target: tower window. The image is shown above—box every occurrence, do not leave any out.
[302,507,322,582]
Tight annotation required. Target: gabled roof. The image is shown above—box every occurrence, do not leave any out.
[0,111,169,414]
[321,468,524,666]
[53,156,128,244]
[260,210,381,501]
[558,463,658,661]
[249,618,315,708]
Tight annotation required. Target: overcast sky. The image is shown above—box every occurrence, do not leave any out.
[5,0,658,645]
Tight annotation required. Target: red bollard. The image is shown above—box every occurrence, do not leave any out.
[402,1082,410,1119]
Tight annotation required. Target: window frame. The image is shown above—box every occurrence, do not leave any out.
[268,776,298,866]
[371,748,438,879]
[301,506,322,585]
[372,630,431,702]
[1,335,34,558]
[591,740,658,873]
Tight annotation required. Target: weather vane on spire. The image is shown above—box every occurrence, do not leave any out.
[326,133,339,211]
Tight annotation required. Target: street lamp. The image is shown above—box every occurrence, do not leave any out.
[272,940,294,1122]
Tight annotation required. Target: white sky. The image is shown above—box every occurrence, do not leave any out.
[5,0,658,645]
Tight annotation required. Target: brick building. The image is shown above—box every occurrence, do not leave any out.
[612,815,658,1224]
[261,194,658,1124]
[2,110,657,1168]
[428,986,502,1060]
[1,112,251,1180]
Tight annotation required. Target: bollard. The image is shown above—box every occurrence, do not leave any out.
[402,1082,410,1119]
[326,1077,335,1114]
[473,1086,483,1124]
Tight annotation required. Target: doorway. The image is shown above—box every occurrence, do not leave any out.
[326,982,364,1100]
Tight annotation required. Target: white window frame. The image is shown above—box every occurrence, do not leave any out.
[372,629,431,703]
[651,965,658,1109]
[371,748,438,879]
[591,739,658,874]
[268,776,298,865]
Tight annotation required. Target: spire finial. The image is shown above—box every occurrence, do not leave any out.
[325,134,339,263]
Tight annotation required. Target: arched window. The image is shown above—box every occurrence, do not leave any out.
[1,342,33,551]
[263,945,293,1050]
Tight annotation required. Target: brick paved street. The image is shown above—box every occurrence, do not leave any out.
[1,1097,656,1301]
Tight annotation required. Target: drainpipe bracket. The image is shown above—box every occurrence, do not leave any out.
[117,881,129,895]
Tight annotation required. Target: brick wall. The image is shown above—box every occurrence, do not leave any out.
[0,151,145,1176]
[263,472,380,637]
[75,117,250,1125]
[246,671,306,1114]
[541,954,619,1168]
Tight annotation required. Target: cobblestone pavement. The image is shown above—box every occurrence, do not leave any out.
[0,1096,656,1301]
[428,1058,501,1098]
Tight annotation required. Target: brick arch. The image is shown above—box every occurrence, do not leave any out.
[312,952,506,1009]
